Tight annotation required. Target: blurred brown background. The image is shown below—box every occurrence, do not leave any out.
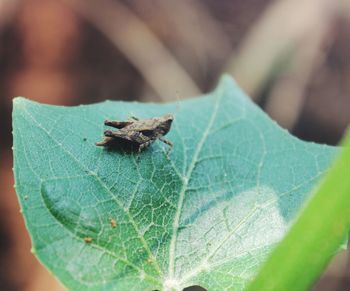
[1,0,350,290]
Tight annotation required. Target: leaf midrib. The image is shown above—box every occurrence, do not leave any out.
[167,87,222,281]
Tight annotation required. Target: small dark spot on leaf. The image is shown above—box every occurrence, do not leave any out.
[110,218,117,228]
[84,237,92,243]
[83,137,87,141]
[24,195,29,200]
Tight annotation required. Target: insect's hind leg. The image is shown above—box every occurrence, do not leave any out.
[95,136,114,146]
[104,130,118,137]
[104,120,133,129]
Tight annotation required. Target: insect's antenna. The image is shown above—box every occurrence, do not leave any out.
[173,90,182,115]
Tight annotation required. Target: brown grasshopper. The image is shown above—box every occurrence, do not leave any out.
[96,114,174,154]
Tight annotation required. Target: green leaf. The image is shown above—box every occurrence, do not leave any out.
[247,131,350,291]
[13,75,338,291]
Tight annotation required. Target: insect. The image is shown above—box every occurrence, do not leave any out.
[96,114,174,154]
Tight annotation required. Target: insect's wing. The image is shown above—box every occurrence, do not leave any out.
[140,129,157,137]
[129,119,160,134]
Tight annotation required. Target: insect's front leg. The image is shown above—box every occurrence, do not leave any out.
[138,139,155,153]
[159,137,173,156]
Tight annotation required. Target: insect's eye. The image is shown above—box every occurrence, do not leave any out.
[140,130,154,137]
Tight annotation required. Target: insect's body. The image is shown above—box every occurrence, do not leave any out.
[96,114,174,153]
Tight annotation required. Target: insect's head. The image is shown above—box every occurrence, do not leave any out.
[160,114,174,135]
[163,114,174,122]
